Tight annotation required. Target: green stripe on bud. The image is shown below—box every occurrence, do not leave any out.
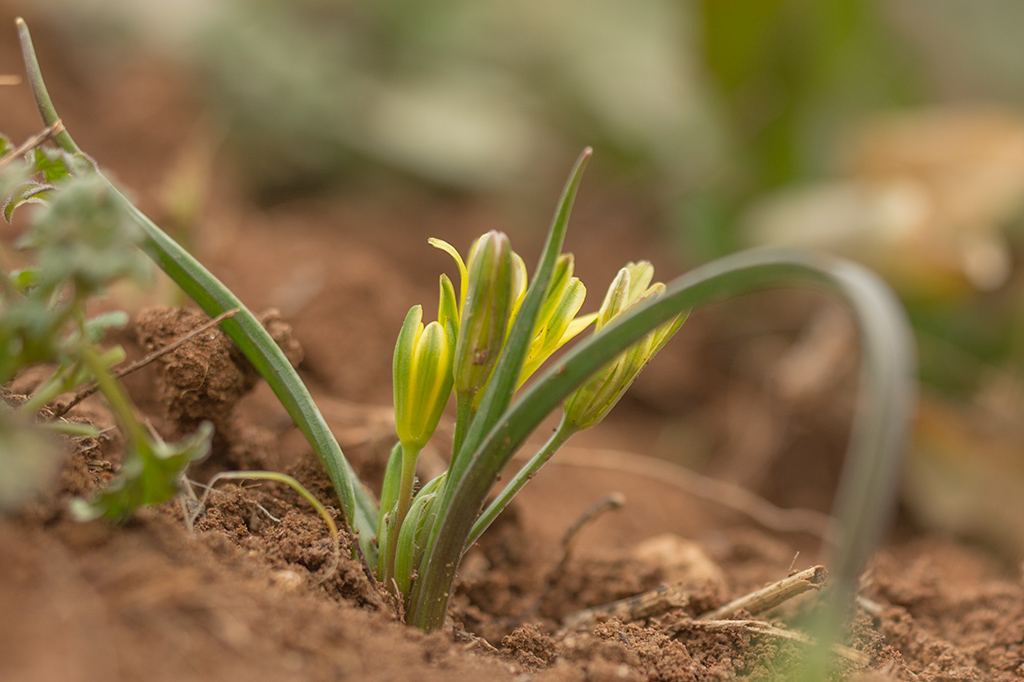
[453,230,515,399]
[563,262,686,432]
[439,273,459,341]
[393,305,455,454]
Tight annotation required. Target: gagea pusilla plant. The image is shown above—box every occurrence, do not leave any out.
[378,230,685,605]
[11,19,915,675]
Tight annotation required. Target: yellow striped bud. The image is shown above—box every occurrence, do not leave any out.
[453,231,515,399]
[393,305,454,453]
[518,254,593,386]
[563,262,685,431]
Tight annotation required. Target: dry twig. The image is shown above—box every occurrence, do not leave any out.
[562,580,693,630]
[677,619,869,666]
[0,120,64,170]
[699,565,827,620]
[562,564,829,633]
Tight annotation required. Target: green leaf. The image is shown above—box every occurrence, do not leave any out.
[3,181,53,223]
[83,310,130,343]
[32,146,89,183]
[71,422,213,522]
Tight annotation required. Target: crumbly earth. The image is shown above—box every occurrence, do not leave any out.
[3,8,1024,682]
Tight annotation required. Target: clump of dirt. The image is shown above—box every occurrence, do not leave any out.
[134,306,302,434]
[132,305,305,473]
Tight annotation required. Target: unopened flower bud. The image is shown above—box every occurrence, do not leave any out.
[453,230,515,398]
[519,254,593,386]
[563,262,685,431]
[393,305,454,453]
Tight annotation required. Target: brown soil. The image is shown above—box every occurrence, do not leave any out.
[4,8,1024,682]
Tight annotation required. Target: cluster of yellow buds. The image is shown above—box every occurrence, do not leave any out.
[428,231,593,411]
[393,236,686,457]
[386,234,683,595]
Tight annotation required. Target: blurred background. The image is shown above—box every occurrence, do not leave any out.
[7,0,1024,558]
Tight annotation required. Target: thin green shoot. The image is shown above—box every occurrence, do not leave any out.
[191,471,340,584]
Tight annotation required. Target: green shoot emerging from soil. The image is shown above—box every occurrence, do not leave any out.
[379,221,686,606]
[14,19,915,676]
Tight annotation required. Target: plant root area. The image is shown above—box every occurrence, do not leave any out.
[4,9,1024,681]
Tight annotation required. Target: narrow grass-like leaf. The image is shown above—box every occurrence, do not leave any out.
[411,248,914,632]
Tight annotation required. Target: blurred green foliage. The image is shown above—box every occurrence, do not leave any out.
[33,0,1024,396]
[690,0,924,256]
[196,0,726,197]
[0,137,210,516]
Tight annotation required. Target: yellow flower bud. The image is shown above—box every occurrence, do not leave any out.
[393,305,454,453]
[518,254,593,386]
[563,262,685,431]
[453,230,515,399]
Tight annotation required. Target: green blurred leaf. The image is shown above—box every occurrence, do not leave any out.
[31,147,93,183]
[71,422,213,522]
[0,297,66,382]
[19,175,150,293]
[33,147,73,183]
[83,311,130,343]
[3,181,53,223]
[11,268,39,292]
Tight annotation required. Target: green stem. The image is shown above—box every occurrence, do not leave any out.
[17,293,84,412]
[383,445,420,591]
[450,391,474,468]
[79,345,148,446]
[468,416,576,548]
[15,20,77,156]
[15,18,379,563]
[41,420,101,438]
